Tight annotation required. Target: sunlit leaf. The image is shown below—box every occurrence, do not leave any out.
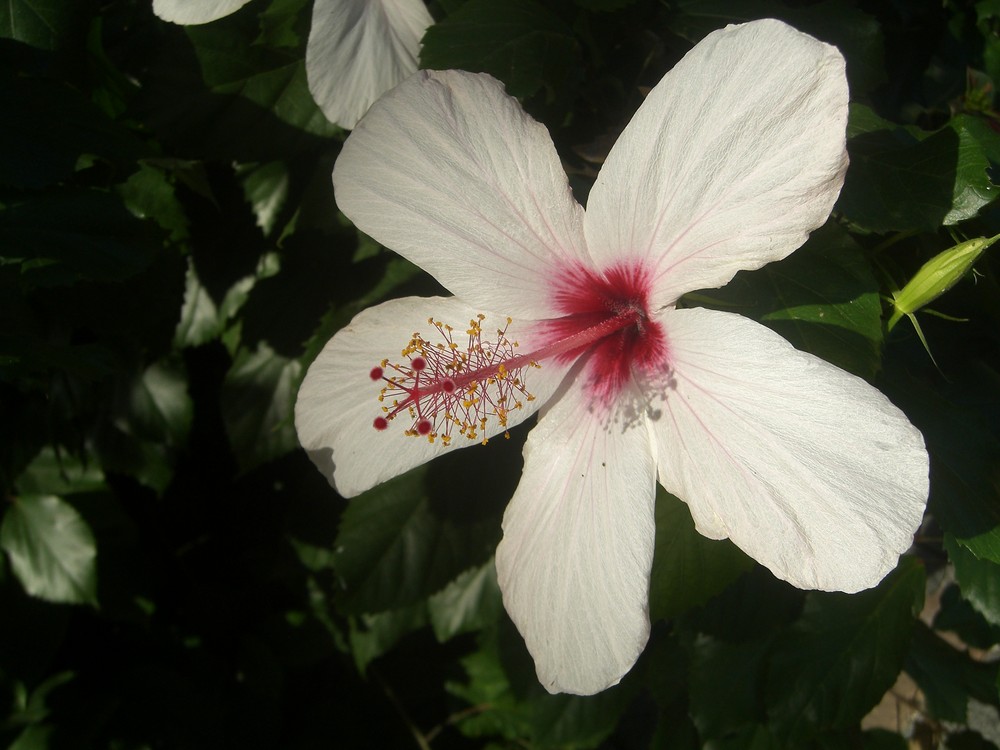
[174,260,224,348]
[946,534,1000,627]
[838,109,997,232]
[124,360,193,447]
[1,495,98,607]
[237,161,290,238]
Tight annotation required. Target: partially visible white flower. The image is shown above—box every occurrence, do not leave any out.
[152,0,255,25]
[153,0,432,130]
[296,20,930,695]
[306,0,433,129]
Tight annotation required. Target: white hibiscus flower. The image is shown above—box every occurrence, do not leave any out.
[295,19,930,695]
[152,0,432,129]
[152,0,255,25]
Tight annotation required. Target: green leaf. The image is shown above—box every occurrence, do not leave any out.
[934,584,1000,650]
[648,488,751,621]
[530,684,638,749]
[946,534,1000,627]
[0,189,163,288]
[185,12,336,137]
[693,222,884,379]
[14,447,105,497]
[837,112,997,233]
[256,0,311,49]
[682,566,805,643]
[0,74,145,189]
[573,0,638,9]
[6,670,75,726]
[332,462,506,614]
[124,360,193,447]
[1,494,98,606]
[174,260,225,348]
[237,161,291,238]
[764,557,925,743]
[221,343,302,471]
[446,623,639,749]
[117,163,190,242]
[670,0,886,97]
[420,0,583,100]
[905,620,998,723]
[686,634,774,743]
[7,724,55,750]
[142,16,337,160]
[862,729,909,750]
[0,0,88,51]
[883,365,1000,564]
[944,729,1000,750]
[957,113,1000,167]
[348,604,428,673]
[446,628,534,742]
[92,424,174,495]
[428,559,504,642]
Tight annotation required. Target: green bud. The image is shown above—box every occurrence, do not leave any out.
[889,234,998,329]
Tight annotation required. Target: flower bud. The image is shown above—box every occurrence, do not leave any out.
[889,234,998,328]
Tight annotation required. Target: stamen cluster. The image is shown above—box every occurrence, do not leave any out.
[370,315,537,445]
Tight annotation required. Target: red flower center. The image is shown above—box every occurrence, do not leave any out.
[540,261,669,403]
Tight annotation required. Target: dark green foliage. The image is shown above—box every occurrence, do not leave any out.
[2,0,1000,748]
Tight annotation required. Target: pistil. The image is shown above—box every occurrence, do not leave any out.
[370,309,643,444]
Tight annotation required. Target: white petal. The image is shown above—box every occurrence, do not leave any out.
[648,307,929,593]
[496,375,656,695]
[152,0,253,24]
[295,296,570,497]
[584,19,849,307]
[306,0,432,129]
[333,70,588,320]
